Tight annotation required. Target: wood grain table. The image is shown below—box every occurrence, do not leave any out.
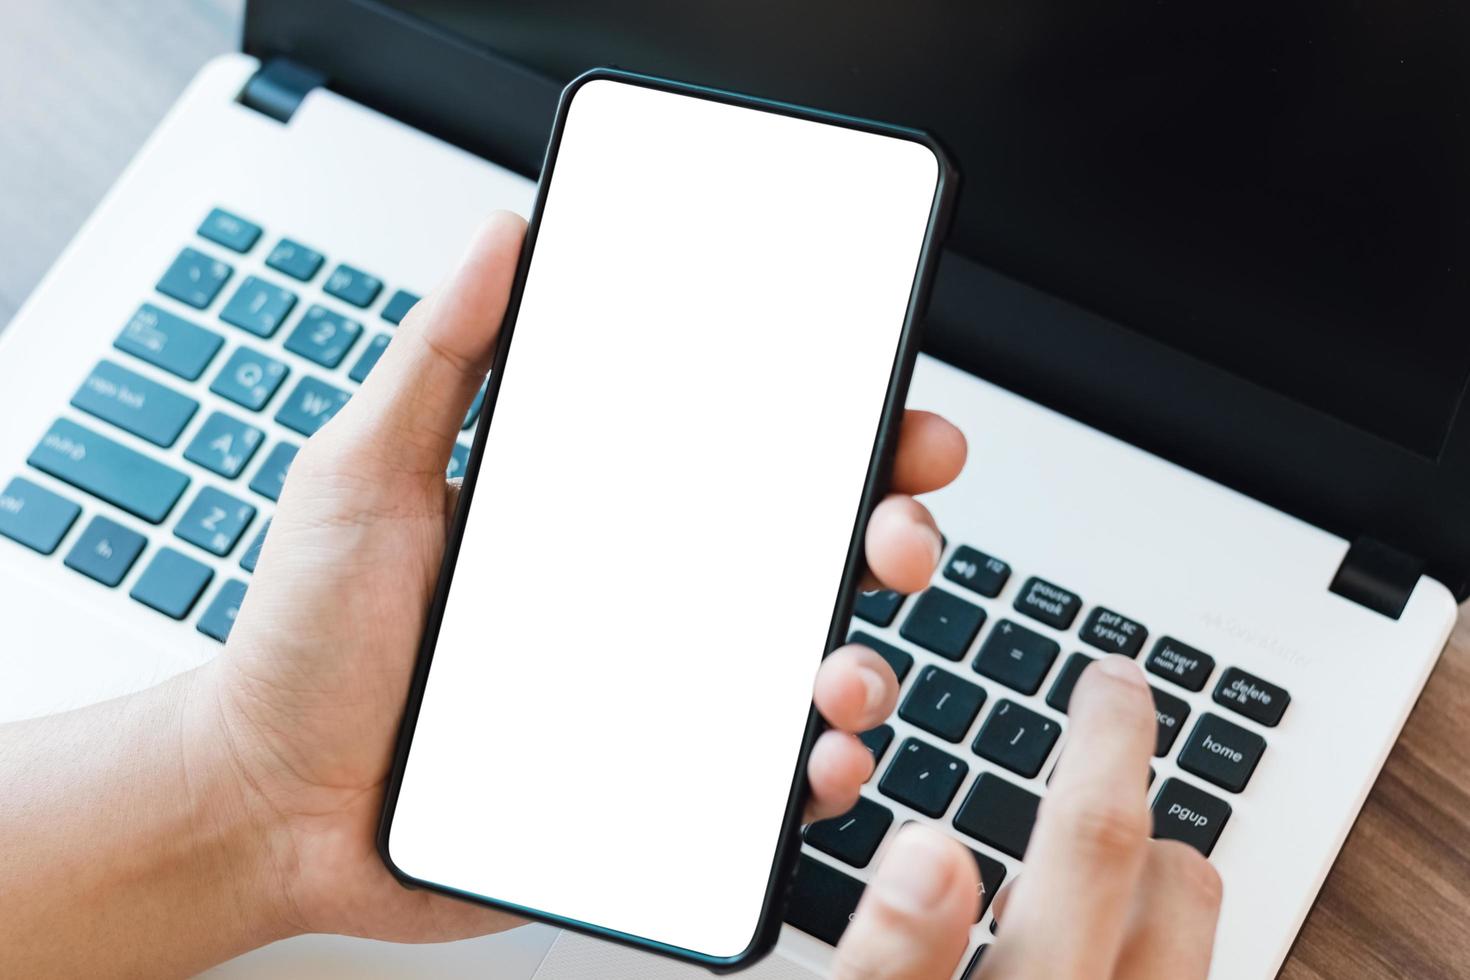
[2,3,1466,977]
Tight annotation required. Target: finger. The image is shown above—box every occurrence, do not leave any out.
[864,494,943,594]
[983,657,1155,979]
[803,730,874,822]
[890,410,967,496]
[1113,841,1222,980]
[833,825,978,980]
[813,644,900,733]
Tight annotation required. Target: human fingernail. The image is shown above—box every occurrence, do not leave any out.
[1096,654,1146,686]
[920,522,943,568]
[874,826,954,910]
[858,664,890,716]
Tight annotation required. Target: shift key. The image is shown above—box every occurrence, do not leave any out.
[28,418,189,524]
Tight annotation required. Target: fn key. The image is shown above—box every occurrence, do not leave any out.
[785,855,864,946]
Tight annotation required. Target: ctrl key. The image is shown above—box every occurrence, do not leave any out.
[784,854,864,946]
[0,477,80,554]
[1151,778,1231,856]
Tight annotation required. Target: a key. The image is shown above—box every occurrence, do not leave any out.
[953,772,1040,859]
[447,442,470,481]
[973,618,1060,695]
[265,238,325,281]
[197,208,261,253]
[156,247,232,309]
[858,724,894,767]
[184,412,265,479]
[114,303,223,381]
[210,347,289,411]
[284,304,363,368]
[784,854,864,946]
[1150,685,1190,757]
[1152,778,1232,856]
[197,579,249,643]
[879,738,968,817]
[900,588,985,660]
[129,547,213,620]
[63,515,146,587]
[1177,713,1266,793]
[968,848,1007,921]
[1144,636,1216,692]
[1045,652,1095,713]
[323,263,383,307]
[275,377,351,437]
[1079,606,1147,657]
[1213,667,1290,727]
[973,699,1060,778]
[1012,576,1081,630]
[175,487,257,557]
[804,796,893,868]
[220,276,298,338]
[28,419,190,524]
[854,588,903,626]
[899,665,986,742]
[0,476,80,554]
[463,379,488,430]
[381,288,420,324]
[248,442,299,503]
[943,545,1011,598]
[848,630,914,683]
[240,519,269,573]
[70,360,199,448]
[349,333,391,383]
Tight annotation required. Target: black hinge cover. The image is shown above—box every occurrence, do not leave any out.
[1329,536,1423,620]
[238,58,326,123]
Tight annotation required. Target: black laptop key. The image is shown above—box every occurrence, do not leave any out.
[943,545,1011,598]
[1145,636,1216,692]
[197,208,260,252]
[64,515,146,587]
[1079,606,1147,657]
[973,699,1060,778]
[285,304,364,368]
[900,588,985,660]
[114,304,223,381]
[129,547,213,620]
[239,519,269,573]
[275,377,351,437]
[967,849,1007,921]
[784,854,864,946]
[973,619,1060,695]
[1012,576,1081,630]
[953,772,1041,859]
[349,333,391,383]
[197,578,248,643]
[71,360,199,448]
[210,347,290,412]
[265,238,325,281]
[804,796,893,868]
[1150,685,1191,757]
[899,665,986,742]
[174,487,257,557]
[220,276,298,338]
[380,288,420,324]
[1213,667,1290,727]
[1152,778,1232,856]
[848,630,913,683]
[248,442,299,503]
[854,588,903,626]
[879,738,968,817]
[858,724,894,768]
[157,247,232,309]
[184,412,265,479]
[1045,652,1095,713]
[0,476,80,555]
[324,263,383,307]
[1177,713,1266,793]
[28,419,189,524]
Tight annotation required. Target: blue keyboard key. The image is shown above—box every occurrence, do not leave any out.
[463,379,488,430]
[175,486,256,556]
[265,238,325,281]
[447,442,470,480]
[198,579,249,642]
[157,247,232,309]
[184,411,265,478]
[129,547,212,619]
[0,476,80,554]
[381,289,420,324]
[323,264,382,307]
[240,518,269,572]
[114,304,223,381]
[220,276,298,338]
[210,347,288,411]
[284,305,363,368]
[249,442,298,502]
[275,377,350,437]
[63,514,146,586]
[28,419,189,524]
[197,208,261,253]
[70,360,199,448]
[348,333,391,383]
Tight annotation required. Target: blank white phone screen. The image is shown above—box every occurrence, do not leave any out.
[388,78,941,959]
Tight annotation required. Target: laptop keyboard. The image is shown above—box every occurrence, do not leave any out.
[0,207,439,640]
[788,548,1293,970]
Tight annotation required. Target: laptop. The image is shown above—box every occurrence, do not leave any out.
[1,2,1463,978]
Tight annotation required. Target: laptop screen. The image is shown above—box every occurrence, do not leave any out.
[387,2,1470,460]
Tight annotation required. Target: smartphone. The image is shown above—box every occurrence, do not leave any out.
[378,69,954,969]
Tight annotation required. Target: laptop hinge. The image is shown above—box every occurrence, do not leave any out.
[1328,536,1423,620]
[238,57,326,123]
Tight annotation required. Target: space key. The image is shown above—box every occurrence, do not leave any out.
[27,418,190,524]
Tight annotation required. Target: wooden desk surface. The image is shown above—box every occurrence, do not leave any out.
[2,3,1466,977]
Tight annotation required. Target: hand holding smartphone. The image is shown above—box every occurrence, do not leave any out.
[379,69,954,968]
